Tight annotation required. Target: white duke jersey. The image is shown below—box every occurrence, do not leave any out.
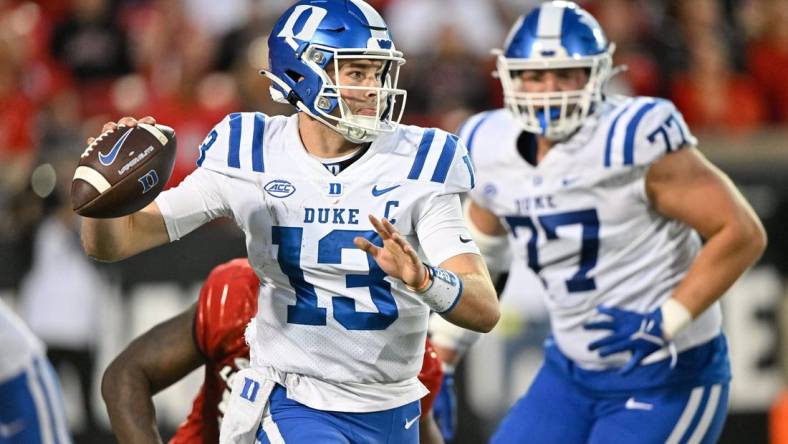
[0,300,45,381]
[156,112,478,412]
[464,96,722,371]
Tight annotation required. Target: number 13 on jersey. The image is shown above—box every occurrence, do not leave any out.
[272,226,399,331]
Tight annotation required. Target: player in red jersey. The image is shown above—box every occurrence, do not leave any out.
[101,258,444,443]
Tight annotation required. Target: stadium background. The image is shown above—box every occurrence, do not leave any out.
[1,0,786,442]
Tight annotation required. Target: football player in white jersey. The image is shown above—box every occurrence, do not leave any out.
[78,0,499,442]
[459,2,767,443]
[0,300,72,444]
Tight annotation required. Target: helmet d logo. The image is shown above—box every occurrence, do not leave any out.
[277,5,327,42]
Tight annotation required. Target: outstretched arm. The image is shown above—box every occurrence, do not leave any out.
[355,215,499,332]
[102,305,203,444]
[428,199,510,362]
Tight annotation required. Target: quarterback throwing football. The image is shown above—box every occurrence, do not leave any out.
[79,0,498,443]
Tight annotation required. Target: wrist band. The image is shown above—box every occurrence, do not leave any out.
[660,298,693,340]
[406,264,432,292]
[416,265,463,314]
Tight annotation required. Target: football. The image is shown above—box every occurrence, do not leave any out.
[71,123,177,218]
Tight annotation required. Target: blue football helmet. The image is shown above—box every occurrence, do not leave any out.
[261,0,406,143]
[495,1,615,140]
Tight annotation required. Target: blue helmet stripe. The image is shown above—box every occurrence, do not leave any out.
[505,2,607,59]
[228,113,242,169]
[407,128,435,180]
[431,134,458,183]
[252,113,266,172]
[559,6,575,51]
[604,104,632,167]
[623,101,658,165]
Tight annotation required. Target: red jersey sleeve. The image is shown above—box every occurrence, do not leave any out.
[194,258,260,360]
[418,337,444,415]
[171,258,259,444]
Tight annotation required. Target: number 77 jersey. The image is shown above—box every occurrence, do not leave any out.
[464,96,723,370]
[155,112,478,412]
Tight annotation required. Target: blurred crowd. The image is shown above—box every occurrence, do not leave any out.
[2,0,788,249]
[1,0,787,441]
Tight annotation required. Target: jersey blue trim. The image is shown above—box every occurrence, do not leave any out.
[461,154,476,189]
[196,129,218,167]
[252,112,266,172]
[228,113,242,169]
[683,385,714,441]
[431,134,458,183]
[439,277,463,314]
[34,357,61,444]
[623,101,658,165]
[463,112,492,156]
[604,104,632,167]
[407,128,435,180]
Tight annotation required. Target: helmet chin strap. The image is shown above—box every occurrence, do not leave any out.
[260,68,374,144]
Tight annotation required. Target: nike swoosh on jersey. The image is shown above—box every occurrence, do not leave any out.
[404,415,419,429]
[99,127,135,166]
[624,397,653,411]
[561,176,581,186]
[371,184,401,196]
[459,235,473,243]
[0,419,25,438]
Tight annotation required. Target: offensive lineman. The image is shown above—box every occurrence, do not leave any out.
[460,2,766,443]
[0,301,72,444]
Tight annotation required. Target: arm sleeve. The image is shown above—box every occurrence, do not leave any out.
[416,193,480,266]
[155,167,232,241]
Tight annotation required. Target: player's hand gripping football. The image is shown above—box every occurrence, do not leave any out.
[86,116,157,145]
[354,215,428,289]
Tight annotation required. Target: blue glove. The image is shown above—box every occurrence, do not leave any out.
[584,305,669,374]
[432,371,457,442]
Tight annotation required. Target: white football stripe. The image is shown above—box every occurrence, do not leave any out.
[138,123,170,146]
[666,386,704,444]
[73,166,111,193]
[687,384,722,444]
[260,406,286,444]
[24,360,54,444]
[350,0,387,28]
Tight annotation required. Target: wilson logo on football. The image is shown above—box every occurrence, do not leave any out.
[265,180,296,198]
